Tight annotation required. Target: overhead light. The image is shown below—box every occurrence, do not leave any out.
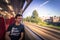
[5,0,9,3]
[8,5,13,11]
[0,7,2,10]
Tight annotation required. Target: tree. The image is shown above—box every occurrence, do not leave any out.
[30,10,39,24]
[31,10,38,18]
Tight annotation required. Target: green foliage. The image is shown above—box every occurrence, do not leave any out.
[23,10,60,29]
[31,17,39,24]
[30,10,41,24]
[32,10,38,18]
[23,16,31,22]
[23,10,46,26]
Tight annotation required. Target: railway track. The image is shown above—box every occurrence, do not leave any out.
[24,22,60,40]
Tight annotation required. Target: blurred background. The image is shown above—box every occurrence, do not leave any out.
[0,0,60,40]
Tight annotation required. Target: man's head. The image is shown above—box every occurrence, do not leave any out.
[15,14,23,23]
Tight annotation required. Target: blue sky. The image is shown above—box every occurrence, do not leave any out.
[23,0,60,18]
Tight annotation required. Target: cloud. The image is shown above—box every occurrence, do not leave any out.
[39,0,49,7]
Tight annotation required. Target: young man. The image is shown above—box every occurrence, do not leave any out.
[6,14,24,40]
